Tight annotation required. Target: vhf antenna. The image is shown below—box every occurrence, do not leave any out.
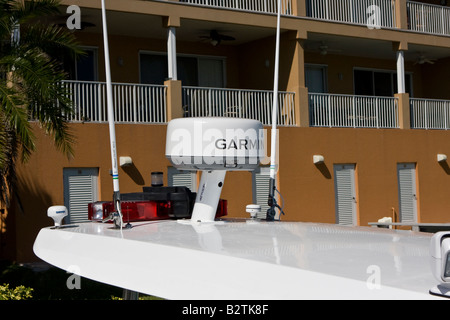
[267,0,285,221]
[101,0,123,229]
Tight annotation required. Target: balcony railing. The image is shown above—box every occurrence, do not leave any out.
[61,80,167,123]
[306,0,397,28]
[179,0,293,15]
[182,86,297,126]
[407,1,450,36]
[309,93,399,128]
[410,98,450,129]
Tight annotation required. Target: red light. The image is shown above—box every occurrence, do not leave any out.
[88,198,227,222]
[88,200,170,222]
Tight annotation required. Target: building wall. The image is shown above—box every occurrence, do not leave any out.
[278,127,450,226]
[5,122,450,261]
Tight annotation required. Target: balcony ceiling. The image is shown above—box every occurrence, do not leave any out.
[53,7,277,46]
[51,7,450,61]
[304,33,450,63]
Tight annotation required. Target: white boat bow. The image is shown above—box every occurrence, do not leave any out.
[33,219,441,300]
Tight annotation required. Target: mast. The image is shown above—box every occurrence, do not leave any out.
[101,0,123,228]
[266,0,283,221]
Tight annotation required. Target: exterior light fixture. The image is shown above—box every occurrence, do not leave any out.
[313,155,324,164]
[437,154,447,162]
[119,156,133,167]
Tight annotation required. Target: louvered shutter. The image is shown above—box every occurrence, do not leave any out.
[252,167,271,219]
[63,168,98,224]
[167,167,197,192]
[334,164,356,226]
[397,163,417,222]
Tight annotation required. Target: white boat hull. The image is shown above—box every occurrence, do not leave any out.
[33,219,441,299]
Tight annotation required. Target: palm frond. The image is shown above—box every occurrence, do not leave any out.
[12,0,61,24]
[0,81,35,161]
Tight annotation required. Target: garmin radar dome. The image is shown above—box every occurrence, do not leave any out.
[166,117,265,222]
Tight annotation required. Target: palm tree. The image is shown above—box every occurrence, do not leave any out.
[0,0,83,207]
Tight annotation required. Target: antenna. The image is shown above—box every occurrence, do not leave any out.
[266,0,285,221]
[101,0,123,229]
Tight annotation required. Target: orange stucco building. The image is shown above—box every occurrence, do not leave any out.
[2,0,450,262]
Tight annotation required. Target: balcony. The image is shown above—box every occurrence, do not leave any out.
[59,80,297,126]
[175,0,450,36]
[407,1,450,36]
[306,0,397,29]
[410,98,450,129]
[59,81,450,131]
[61,80,168,123]
[178,0,293,15]
[309,93,399,128]
[182,86,297,126]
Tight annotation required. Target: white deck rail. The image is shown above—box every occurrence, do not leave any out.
[183,86,297,126]
[306,0,397,28]
[179,0,293,15]
[309,93,399,128]
[407,1,450,36]
[410,98,450,130]
[61,80,167,123]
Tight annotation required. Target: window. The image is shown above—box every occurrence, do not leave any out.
[139,52,225,87]
[354,69,412,96]
[75,47,98,81]
[305,64,328,93]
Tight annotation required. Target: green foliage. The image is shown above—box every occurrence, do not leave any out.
[0,283,33,300]
[0,262,124,300]
[0,0,83,207]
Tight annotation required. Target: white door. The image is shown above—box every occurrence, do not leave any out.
[63,168,99,224]
[252,167,271,219]
[397,163,418,222]
[334,164,357,226]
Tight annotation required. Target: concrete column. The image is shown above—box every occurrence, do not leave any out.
[393,41,409,129]
[287,30,309,127]
[165,79,183,121]
[167,27,177,80]
[293,0,307,17]
[162,16,180,81]
[396,50,405,94]
[395,93,410,129]
[395,0,408,30]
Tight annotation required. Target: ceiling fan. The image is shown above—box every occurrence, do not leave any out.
[200,30,236,46]
[305,41,342,56]
[414,54,436,65]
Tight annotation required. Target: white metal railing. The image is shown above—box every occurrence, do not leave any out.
[61,80,167,123]
[407,1,450,36]
[182,86,297,126]
[410,98,450,129]
[306,0,397,28]
[309,93,399,128]
[179,0,293,15]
